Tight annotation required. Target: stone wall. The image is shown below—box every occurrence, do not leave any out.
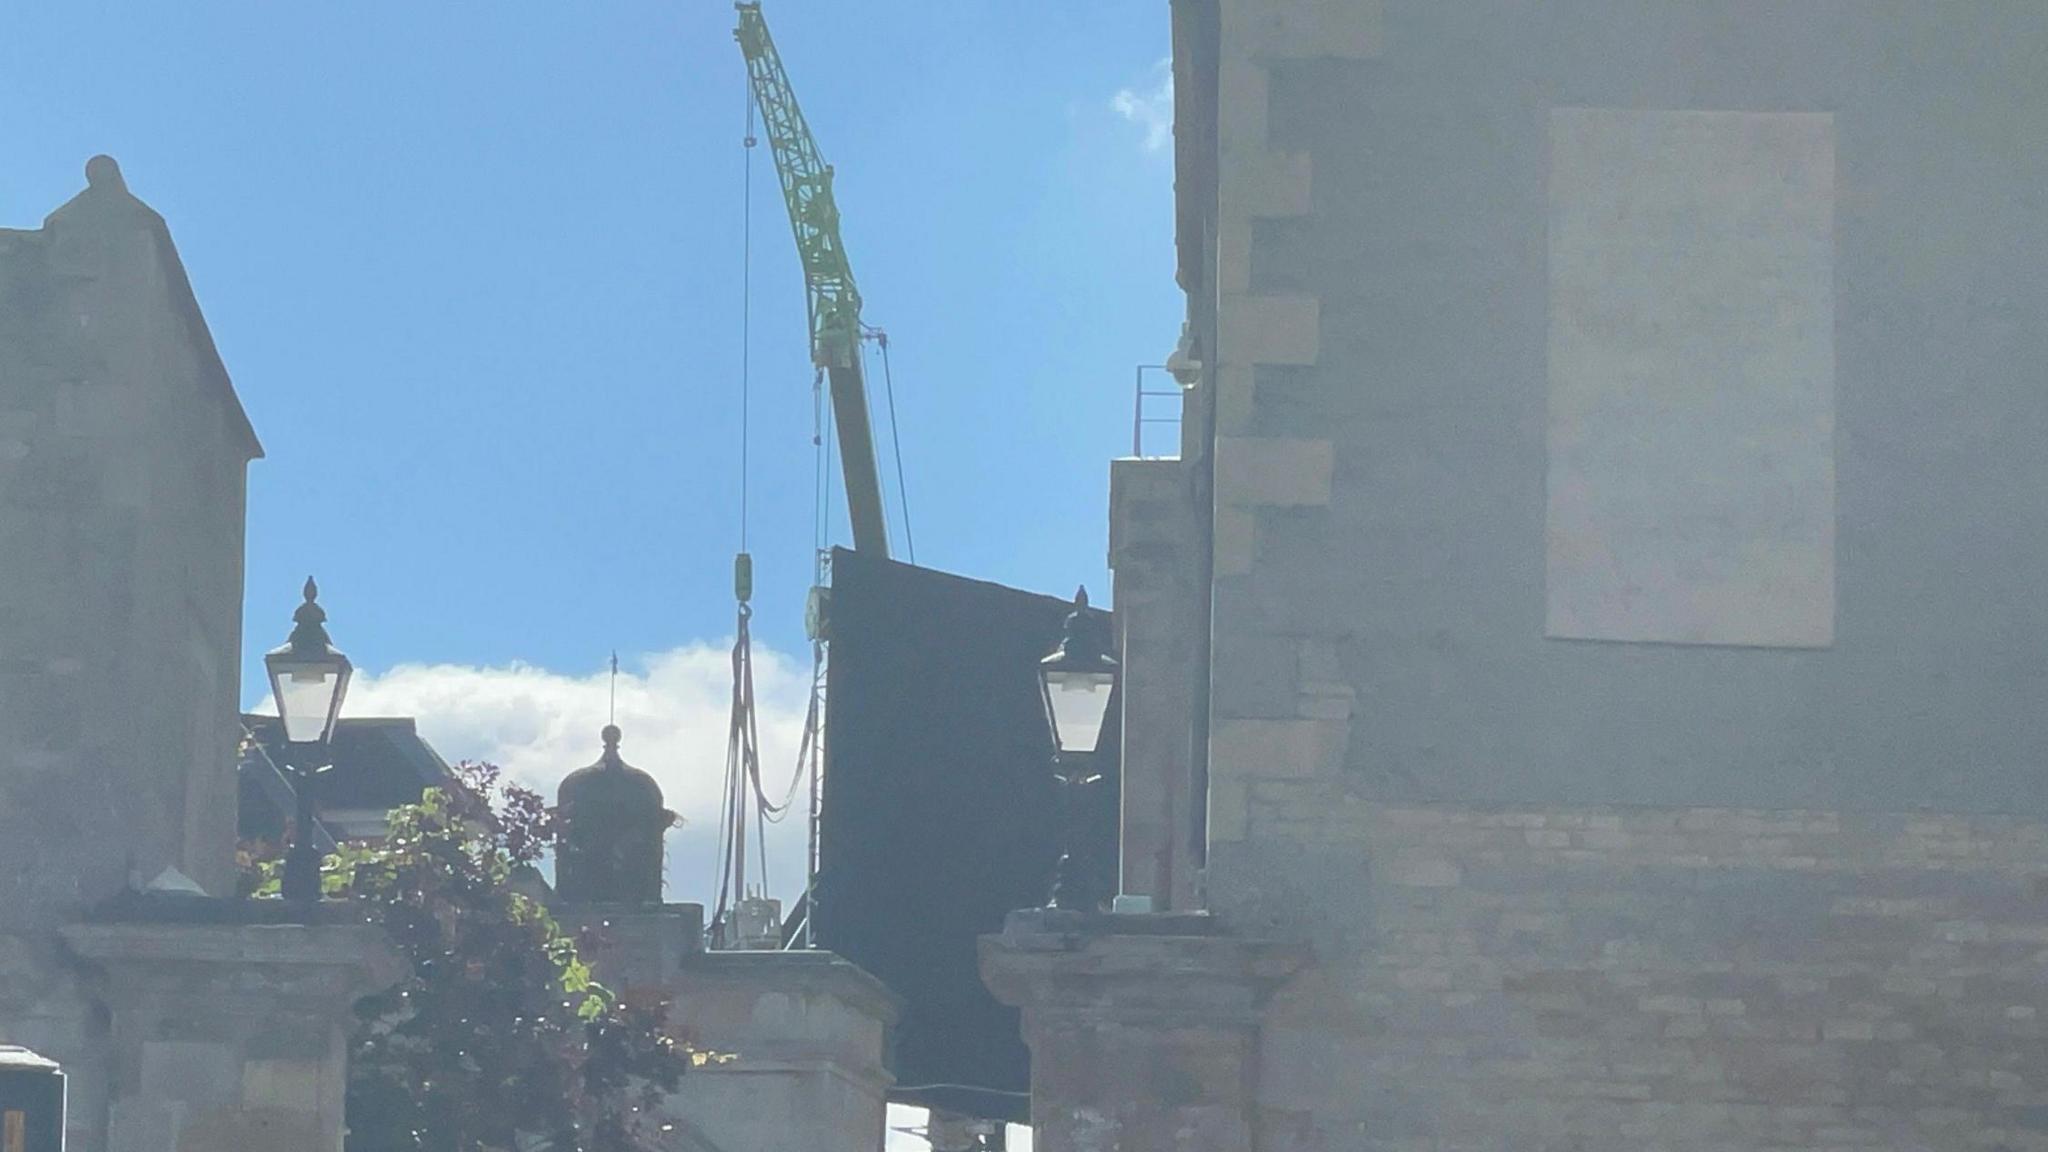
[561,905,901,1152]
[1244,789,2048,1149]
[65,914,401,1152]
[1186,2,2048,1148]
[661,951,899,1152]
[1204,0,2048,835]
[0,159,258,912]
[0,159,262,1150]
[1109,457,1202,910]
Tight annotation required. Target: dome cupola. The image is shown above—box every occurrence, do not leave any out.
[554,725,674,905]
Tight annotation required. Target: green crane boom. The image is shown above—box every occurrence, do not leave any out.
[735,1,892,559]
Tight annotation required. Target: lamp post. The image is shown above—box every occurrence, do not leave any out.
[1038,587,1118,912]
[265,577,353,905]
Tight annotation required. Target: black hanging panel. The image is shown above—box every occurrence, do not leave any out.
[815,548,1118,1123]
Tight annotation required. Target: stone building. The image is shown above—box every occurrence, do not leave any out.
[1,159,396,1152]
[0,156,899,1152]
[988,3,2048,1150]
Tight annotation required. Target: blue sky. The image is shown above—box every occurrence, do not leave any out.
[8,13,1170,1140]
[1,1,1180,701]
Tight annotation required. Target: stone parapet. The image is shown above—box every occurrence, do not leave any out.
[661,950,900,1152]
[556,902,704,1001]
[1110,458,1201,910]
[63,906,401,1152]
[980,910,1302,1152]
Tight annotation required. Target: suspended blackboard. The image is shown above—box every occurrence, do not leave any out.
[815,548,1118,1123]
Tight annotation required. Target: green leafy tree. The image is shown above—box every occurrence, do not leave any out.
[251,763,688,1152]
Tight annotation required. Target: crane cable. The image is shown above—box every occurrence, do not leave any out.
[715,79,763,930]
[715,68,829,942]
[869,328,916,563]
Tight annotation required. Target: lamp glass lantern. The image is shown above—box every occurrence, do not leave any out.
[265,577,353,747]
[0,1046,63,1152]
[1038,587,1118,757]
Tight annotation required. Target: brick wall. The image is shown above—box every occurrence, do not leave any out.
[1244,784,2048,1150]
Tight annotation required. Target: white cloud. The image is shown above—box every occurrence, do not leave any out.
[1111,57,1174,152]
[330,642,816,911]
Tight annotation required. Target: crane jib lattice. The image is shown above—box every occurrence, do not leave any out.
[734,3,862,373]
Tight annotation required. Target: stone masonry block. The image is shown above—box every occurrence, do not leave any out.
[1213,630,1302,719]
[1298,637,1344,684]
[241,1060,320,1112]
[1215,507,1257,576]
[1225,0,1385,61]
[1222,147,1314,221]
[1219,217,1254,297]
[1216,437,1333,508]
[1108,457,1188,562]
[0,409,40,463]
[1220,293,1320,366]
[54,379,122,437]
[1297,692,1354,721]
[1380,858,1462,888]
[140,1040,237,1108]
[1211,778,1250,843]
[1218,57,1270,152]
[1211,718,1344,781]
[107,1097,188,1152]
[1216,364,1257,436]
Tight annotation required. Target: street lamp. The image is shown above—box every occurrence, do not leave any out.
[0,1047,63,1152]
[265,577,353,904]
[1038,587,1118,912]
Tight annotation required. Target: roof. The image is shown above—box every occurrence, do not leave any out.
[558,724,666,810]
[6,156,261,460]
[0,1047,60,1073]
[238,715,457,844]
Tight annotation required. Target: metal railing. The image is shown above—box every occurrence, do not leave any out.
[1131,364,1183,458]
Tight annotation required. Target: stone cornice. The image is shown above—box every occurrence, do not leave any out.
[62,919,405,1009]
[980,909,1304,1028]
[677,950,903,1028]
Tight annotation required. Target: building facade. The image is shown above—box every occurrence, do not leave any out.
[990,3,2048,1149]
[2,159,395,1152]
[2,157,899,1152]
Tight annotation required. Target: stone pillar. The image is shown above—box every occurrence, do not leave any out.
[1108,456,1201,911]
[979,910,1301,1152]
[63,913,401,1152]
[661,951,899,1152]
[556,903,704,1000]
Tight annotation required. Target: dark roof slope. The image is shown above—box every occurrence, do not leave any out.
[238,715,457,844]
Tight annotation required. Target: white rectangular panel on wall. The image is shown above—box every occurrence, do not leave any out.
[1546,107,1836,648]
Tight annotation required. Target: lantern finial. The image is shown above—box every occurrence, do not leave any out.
[287,577,334,651]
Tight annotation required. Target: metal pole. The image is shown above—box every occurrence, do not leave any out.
[1132,364,1145,457]
[1046,753,1104,913]
[281,756,322,903]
